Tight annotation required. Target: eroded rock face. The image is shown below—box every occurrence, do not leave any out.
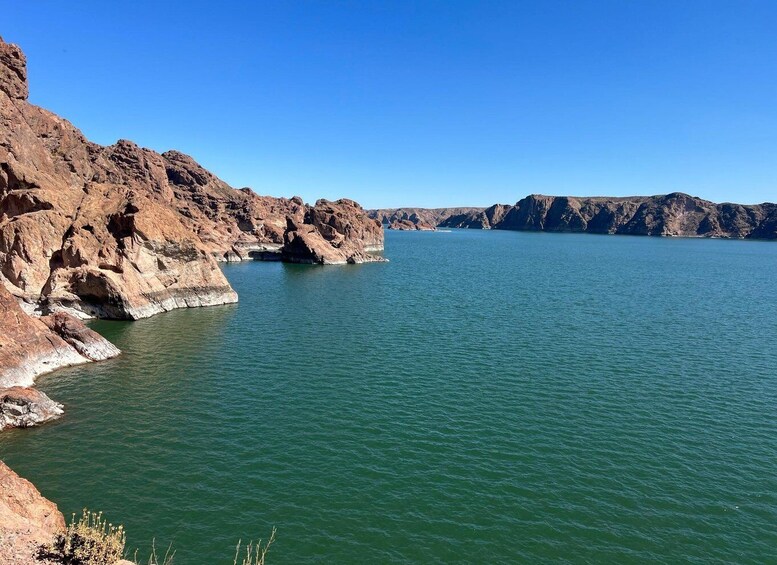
[0,39,239,319]
[0,387,64,430]
[40,312,121,362]
[496,193,777,237]
[0,37,383,323]
[0,36,27,101]
[0,285,119,388]
[0,461,65,564]
[283,200,386,264]
[370,207,485,229]
[388,218,435,231]
[373,195,777,238]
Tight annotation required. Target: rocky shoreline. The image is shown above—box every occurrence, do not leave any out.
[0,32,388,564]
[0,461,65,565]
[0,34,385,422]
[0,283,120,429]
[371,193,777,238]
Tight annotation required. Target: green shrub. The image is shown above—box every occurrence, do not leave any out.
[44,509,126,564]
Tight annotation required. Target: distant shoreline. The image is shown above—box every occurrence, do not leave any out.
[370,192,777,239]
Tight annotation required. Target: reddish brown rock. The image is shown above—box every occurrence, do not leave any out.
[40,312,120,362]
[0,37,383,324]
[0,461,65,564]
[373,195,777,237]
[494,193,777,237]
[370,207,485,229]
[0,285,118,388]
[283,200,386,264]
[387,218,436,231]
[0,36,383,429]
[0,36,27,101]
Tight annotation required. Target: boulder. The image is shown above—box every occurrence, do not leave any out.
[0,387,64,430]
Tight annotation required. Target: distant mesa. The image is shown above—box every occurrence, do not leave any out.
[370,193,777,238]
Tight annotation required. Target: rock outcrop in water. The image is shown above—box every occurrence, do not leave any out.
[0,36,383,323]
[387,218,435,230]
[0,285,119,389]
[371,194,777,238]
[0,283,119,430]
[370,207,485,230]
[0,387,64,431]
[283,199,386,264]
[0,35,383,426]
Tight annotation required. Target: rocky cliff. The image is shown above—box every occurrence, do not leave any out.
[0,461,64,564]
[0,36,384,430]
[369,207,485,230]
[372,194,777,238]
[387,218,436,231]
[495,193,777,237]
[0,36,383,323]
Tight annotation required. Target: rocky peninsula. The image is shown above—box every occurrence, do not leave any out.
[371,193,777,237]
[0,35,384,427]
[370,207,485,230]
[0,32,387,564]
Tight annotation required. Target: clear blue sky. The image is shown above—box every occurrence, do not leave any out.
[3,1,776,208]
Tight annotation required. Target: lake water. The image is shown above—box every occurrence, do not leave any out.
[1,229,776,564]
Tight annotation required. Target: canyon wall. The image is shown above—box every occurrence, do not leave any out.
[0,36,383,426]
[0,36,383,324]
[371,194,777,238]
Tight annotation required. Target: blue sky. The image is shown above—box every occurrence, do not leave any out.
[3,1,776,208]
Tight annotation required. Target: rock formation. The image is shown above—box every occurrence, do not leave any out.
[372,194,777,238]
[0,35,383,430]
[370,207,484,230]
[283,199,386,264]
[0,285,119,389]
[495,193,777,237]
[0,283,119,430]
[387,218,436,231]
[0,36,383,323]
[0,461,64,564]
[0,387,64,431]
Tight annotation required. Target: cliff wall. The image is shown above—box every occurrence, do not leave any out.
[371,194,777,238]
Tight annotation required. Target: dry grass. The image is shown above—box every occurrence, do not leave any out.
[233,527,277,565]
[133,539,175,565]
[42,509,125,565]
[42,508,275,565]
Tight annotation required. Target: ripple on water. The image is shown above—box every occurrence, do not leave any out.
[0,230,776,563]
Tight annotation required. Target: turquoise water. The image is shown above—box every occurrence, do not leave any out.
[1,230,777,563]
